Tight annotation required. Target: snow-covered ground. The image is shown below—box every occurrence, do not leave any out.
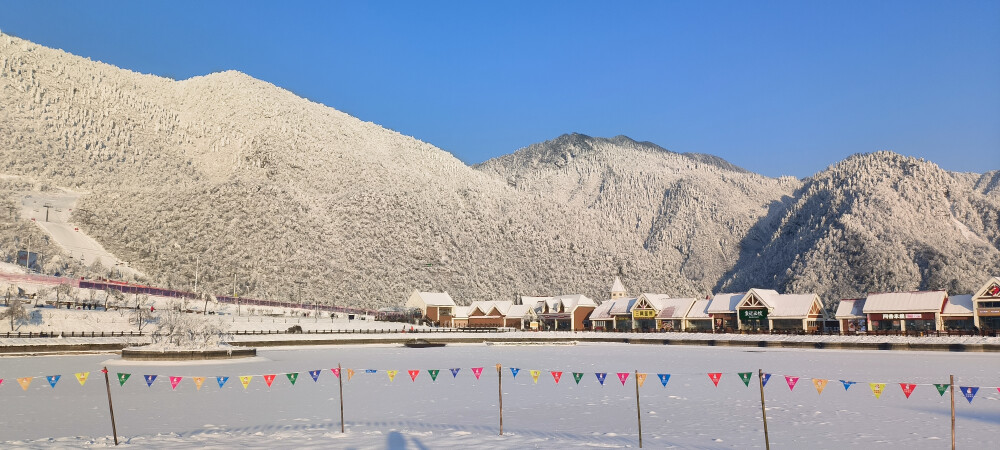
[1,344,998,448]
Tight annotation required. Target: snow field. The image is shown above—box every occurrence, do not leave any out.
[1,344,998,448]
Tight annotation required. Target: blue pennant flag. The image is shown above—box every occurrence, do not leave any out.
[840,380,856,391]
[510,368,520,378]
[144,375,157,387]
[46,375,61,388]
[761,373,771,387]
[657,374,670,387]
[960,386,979,404]
[217,376,229,388]
[596,373,607,385]
[450,368,461,378]
[365,369,378,374]
[309,370,321,382]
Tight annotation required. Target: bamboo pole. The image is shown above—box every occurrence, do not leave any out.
[497,364,504,435]
[758,369,770,450]
[950,374,955,450]
[338,363,345,433]
[102,366,119,446]
[634,369,643,448]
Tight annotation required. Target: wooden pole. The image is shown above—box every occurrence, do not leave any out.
[102,367,119,446]
[497,363,504,435]
[634,369,643,448]
[758,369,770,450]
[950,374,955,450]
[338,363,345,433]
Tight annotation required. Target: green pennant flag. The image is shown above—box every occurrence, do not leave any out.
[738,372,753,387]
[286,373,298,385]
[428,370,440,381]
[117,373,131,387]
[573,372,584,384]
[935,384,949,396]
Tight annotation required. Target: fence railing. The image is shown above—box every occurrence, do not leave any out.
[1,327,511,338]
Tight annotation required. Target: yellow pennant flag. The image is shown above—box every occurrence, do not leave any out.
[813,379,828,395]
[240,376,253,389]
[870,383,886,399]
[636,373,647,387]
[193,377,206,390]
[387,370,398,382]
[530,370,540,384]
[347,369,355,381]
[17,377,33,390]
[75,372,90,386]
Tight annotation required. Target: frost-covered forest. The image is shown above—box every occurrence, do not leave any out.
[1,33,997,308]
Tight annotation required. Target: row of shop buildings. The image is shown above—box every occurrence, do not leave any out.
[404,276,1000,333]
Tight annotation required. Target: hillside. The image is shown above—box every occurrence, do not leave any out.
[1,33,997,307]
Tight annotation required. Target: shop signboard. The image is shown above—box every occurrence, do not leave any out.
[976,308,1000,317]
[633,309,656,319]
[871,313,935,320]
[739,309,768,321]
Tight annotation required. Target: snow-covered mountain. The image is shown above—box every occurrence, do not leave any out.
[1,33,996,307]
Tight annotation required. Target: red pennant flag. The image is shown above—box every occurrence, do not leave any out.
[472,367,483,380]
[100,368,108,374]
[331,368,341,378]
[551,371,563,384]
[708,373,722,386]
[169,376,182,390]
[408,370,419,382]
[785,376,799,391]
[264,374,276,387]
[617,372,630,386]
[900,383,917,399]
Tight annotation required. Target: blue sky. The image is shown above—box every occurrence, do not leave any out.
[3,1,998,177]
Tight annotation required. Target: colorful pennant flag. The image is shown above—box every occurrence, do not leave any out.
[510,368,520,378]
[813,379,828,395]
[900,383,916,399]
[309,370,321,382]
[46,375,61,388]
[840,380,855,391]
[193,377,205,390]
[387,370,398,382]
[117,373,131,387]
[408,370,419,382]
[365,369,377,374]
[658,374,671,387]
[708,373,722,387]
[738,372,752,387]
[286,373,299,385]
[934,384,949,396]
[347,369,355,381]
[332,368,341,378]
[596,373,607,385]
[573,372,584,384]
[785,376,799,391]
[450,368,461,378]
[217,376,229,388]
[636,373,647,387]
[0,378,4,387]
[240,376,252,389]
[960,386,978,404]
[263,374,276,387]
[530,370,540,384]
[428,370,440,381]
[17,377,32,390]
[761,373,771,387]
[75,372,89,386]
[472,367,483,380]
[144,375,157,387]
[170,376,182,390]
[617,372,630,386]
[551,371,563,384]
[870,383,886,399]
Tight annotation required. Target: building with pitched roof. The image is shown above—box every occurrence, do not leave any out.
[972,277,1000,331]
[522,294,597,331]
[835,299,867,333]
[683,299,713,331]
[707,292,744,331]
[734,289,828,331]
[404,291,457,326]
[610,276,627,299]
[467,300,514,328]
[863,291,947,332]
[652,296,698,331]
[941,294,975,331]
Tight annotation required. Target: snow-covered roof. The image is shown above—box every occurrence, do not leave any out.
[505,304,534,318]
[707,293,744,314]
[610,276,626,294]
[767,293,821,318]
[974,277,1000,299]
[413,292,456,307]
[609,298,637,315]
[941,294,974,316]
[862,291,947,313]
[654,298,698,319]
[834,299,866,319]
[468,300,513,317]
[452,306,470,319]
[589,301,615,320]
[685,299,711,319]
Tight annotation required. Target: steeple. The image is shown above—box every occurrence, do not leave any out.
[610,276,626,299]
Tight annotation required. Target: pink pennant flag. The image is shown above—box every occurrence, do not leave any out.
[900,383,917,399]
[472,367,483,380]
[708,373,722,387]
[331,368,341,378]
[785,376,799,391]
[617,372,630,386]
[551,371,563,384]
[169,376,182,390]
[264,374,276,387]
[408,370,420,382]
